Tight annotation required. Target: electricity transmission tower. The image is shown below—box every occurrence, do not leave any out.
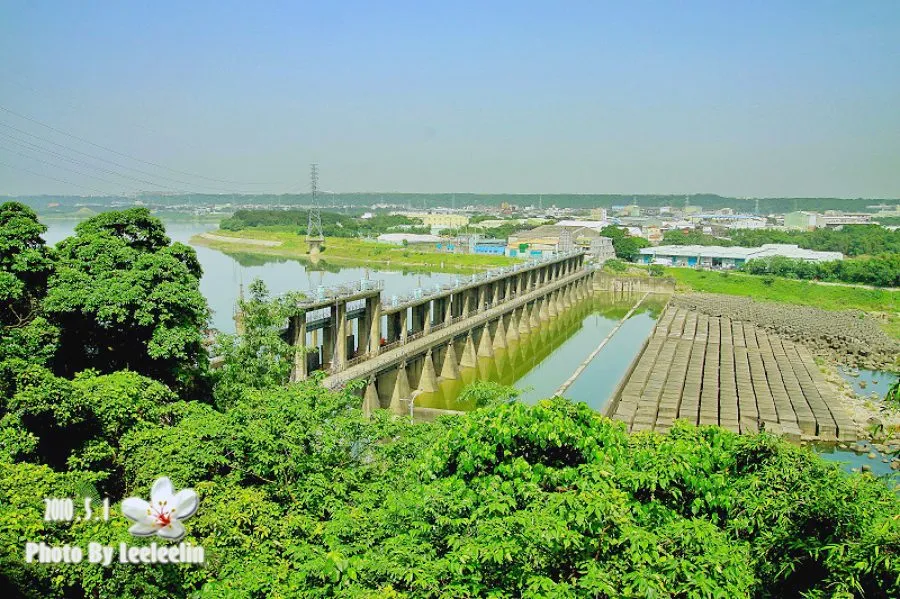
[306,163,325,252]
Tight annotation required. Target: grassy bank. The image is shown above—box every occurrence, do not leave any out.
[666,267,899,338]
[191,227,515,273]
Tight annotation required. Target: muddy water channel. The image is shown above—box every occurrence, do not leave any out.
[415,293,667,412]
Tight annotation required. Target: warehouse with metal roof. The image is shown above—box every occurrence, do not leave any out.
[639,244,843,268]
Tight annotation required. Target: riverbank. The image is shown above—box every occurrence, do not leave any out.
[191,228,515,273]
[671,293,899,370]
[817,359,900,439]
[664,267,899,339]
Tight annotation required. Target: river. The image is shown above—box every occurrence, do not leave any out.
[39,218,899,486]
[40,218,661,413]
[42,219,457,333]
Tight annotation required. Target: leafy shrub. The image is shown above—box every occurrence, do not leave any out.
[604,258,627,272]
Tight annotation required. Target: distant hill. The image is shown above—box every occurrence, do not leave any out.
[3,192,897,214]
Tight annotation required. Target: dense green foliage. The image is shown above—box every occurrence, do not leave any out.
[662,229,732,246]
[600,226,651,262]
[212,279,305,408]
[43,209,209,389]
[4,386,898,597]
[221,209,430,238]
[730,225,900,256]
[0,203,54,329]
[648,264,666,277]
[603,258,629,273]
[2,205,898,597]
[742,254,900,287]
[663,225,900,258]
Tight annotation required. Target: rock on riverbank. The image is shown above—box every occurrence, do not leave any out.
[672,293,899,371]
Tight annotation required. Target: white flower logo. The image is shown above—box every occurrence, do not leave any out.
[122,477,199,541]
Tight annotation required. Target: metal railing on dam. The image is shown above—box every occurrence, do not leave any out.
[287,250,588,383]
[322,266,594,392]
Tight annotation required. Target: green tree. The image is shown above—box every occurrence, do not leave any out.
[457,379,521,408]
[212,279,306,407]
[662,229,732,246]
[42,209,209,388]
[603,258,628,272]
[600,225,651,262]
[0,202,54,328]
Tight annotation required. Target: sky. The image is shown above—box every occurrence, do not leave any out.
[0,0,898,198]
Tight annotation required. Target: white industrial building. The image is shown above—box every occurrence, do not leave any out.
[639,244,843,269]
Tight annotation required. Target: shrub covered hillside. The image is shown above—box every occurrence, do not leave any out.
[1,204,898,598]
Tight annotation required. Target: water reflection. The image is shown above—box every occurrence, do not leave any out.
[416,294,667,412]
[816,442,900,488]
[41,219,455,332]
[836,366,898,402]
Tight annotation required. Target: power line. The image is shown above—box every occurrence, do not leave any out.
[0,121,245,193]
[0,159,112,195]
[1,72,214,157]
[0,131,180,193]
[0,143,132,191]
[0,103,276,187]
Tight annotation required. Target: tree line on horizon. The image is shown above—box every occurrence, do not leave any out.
[10,193,898,215]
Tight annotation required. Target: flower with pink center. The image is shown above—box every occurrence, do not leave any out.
[122,477,198,541]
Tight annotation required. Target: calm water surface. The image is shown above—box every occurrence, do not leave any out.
[44,219,665,411]
[416,295,665,412]
[43,219,898,486]
[42,219,455,332]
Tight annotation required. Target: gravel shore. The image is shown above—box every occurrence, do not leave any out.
[672,293,899,371]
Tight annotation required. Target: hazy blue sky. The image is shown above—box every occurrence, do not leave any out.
[1,1,898,197]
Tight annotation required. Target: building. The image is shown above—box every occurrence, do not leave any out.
[376,233,444,245]
[639,244,843,269]
[820,212,872,228]
[643,225,663,244]
[589,237,616,262]
[554,219,608,231]
[472,238,507,256]
[397,212,469,231]
[590,208,608,221]
[784,211,824,231]
[691,214,768,230]
[507,224,606,257]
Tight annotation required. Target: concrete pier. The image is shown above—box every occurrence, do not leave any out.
[322,262,593,411]
[605,306,857,441]
[289,251,586,382]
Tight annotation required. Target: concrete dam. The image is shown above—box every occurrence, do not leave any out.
[285,251,599,413]
[280,252,852,442]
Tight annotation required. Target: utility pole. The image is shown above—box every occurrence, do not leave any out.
[306,163,325,253]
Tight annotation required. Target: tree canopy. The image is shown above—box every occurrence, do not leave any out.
[42,208,209,388]
[1,206,898,598]
[0,202,54,328]
[661,225,900,258]
[600,225,651,262]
